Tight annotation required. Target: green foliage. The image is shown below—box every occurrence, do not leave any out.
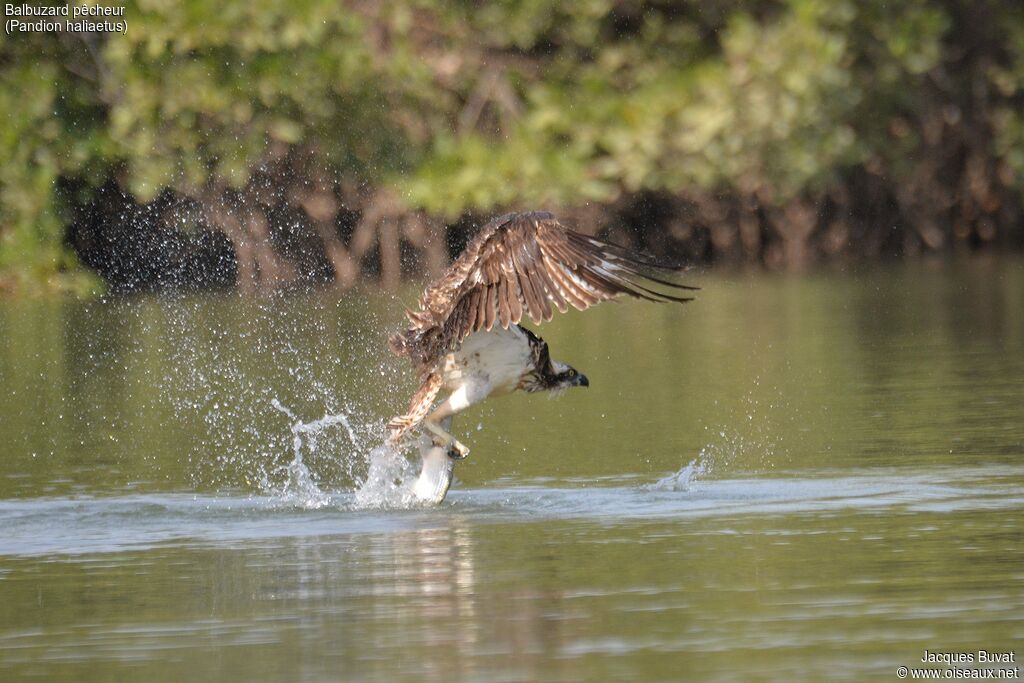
[0,31,104,293]
[2,0,1024,290]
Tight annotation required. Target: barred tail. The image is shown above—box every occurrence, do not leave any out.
[387,372,442,444]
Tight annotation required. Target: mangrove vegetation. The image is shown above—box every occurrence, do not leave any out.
[2,0,1024,293]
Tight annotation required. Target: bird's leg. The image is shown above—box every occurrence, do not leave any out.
[422,388,471,458]
[422,413,469,459]
[422,419,468,459]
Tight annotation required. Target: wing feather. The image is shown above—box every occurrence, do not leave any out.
[536,256,569,314]
[529,265,553,321]
[483,283,497,330]
[465,287,480,332]
[474,287,487,332]
[547,263,595,309]
[513,245,544,324]
[507,272,523,322]
[389,211,697,374]
[497,276,511,328]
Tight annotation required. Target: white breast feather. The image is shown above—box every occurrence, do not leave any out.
[443,327,533,403]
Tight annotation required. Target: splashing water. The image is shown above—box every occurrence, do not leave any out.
[352,445,427,508]
[648,412,778,492]
[267,399,359,508]
[266,399,444,510]
[146,294,440,507]
[648,384,787,492]
[649,457,707,491]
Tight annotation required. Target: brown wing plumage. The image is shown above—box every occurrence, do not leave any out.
[389,211,697,374]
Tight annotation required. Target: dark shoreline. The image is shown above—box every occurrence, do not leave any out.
[63,184,1022,295]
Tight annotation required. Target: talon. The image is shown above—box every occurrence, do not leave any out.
[444,444,468,458]
[448,442,470,460]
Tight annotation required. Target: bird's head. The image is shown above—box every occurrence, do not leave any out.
[550,361,589,392]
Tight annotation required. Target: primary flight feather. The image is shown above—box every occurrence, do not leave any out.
[387,211,697,457]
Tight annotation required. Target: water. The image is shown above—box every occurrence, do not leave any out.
[1,257,1022,681]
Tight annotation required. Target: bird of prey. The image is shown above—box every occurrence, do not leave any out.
[387,211,697,458]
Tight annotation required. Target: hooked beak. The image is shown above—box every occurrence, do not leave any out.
[574,373,589,387]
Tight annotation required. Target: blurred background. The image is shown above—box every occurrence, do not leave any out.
[3,0,1024,295]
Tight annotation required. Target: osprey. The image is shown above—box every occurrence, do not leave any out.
[387,211,697,458]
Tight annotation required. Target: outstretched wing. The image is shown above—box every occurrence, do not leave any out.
[390,211,697,372]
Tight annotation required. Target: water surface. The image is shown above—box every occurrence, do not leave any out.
[1,257,1022,681]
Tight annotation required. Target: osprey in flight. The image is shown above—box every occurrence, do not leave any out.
[387,211,697,458]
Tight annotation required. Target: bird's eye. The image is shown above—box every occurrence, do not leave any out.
[568,369,576,376]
